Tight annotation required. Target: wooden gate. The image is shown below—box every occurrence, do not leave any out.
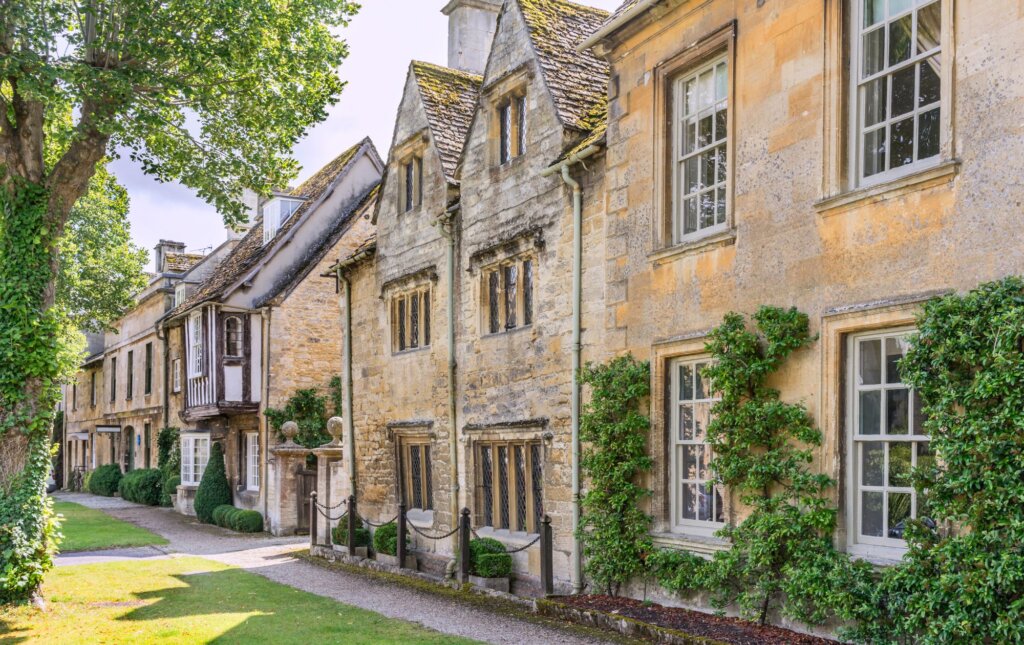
[296,467,317,534]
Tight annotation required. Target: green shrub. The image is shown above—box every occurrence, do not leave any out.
[161,475,180,508]
[469,538,511,578]
[118,468,163,506]
[212,504,235,527]
[87,464,122,497]
[231,510,264,533]
[193,442,231,523]
[372,522,405,556]
[332,516,370,547]
[157,427,178,469]
[82,469,93,492]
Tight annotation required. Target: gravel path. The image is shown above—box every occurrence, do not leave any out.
[53,492,626,645]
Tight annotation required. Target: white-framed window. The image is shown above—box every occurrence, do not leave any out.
[475,439,543,534]
[498,93,526,165]
[669,357,724,535]
[172,358,182,393]
[180,434,210,486]
[262,197,303,245]
[847,329,931,555]
[852,0,943,185]
[174,283,190,307]
[188,312,204,378]
[224,316,243,357]
[246,432,259,491]
[390,286,431,353]
[401,156,422,212]
[672,56,728,244]
[483,256,534,335]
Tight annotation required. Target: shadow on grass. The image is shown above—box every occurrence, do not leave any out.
[0,616,29,644]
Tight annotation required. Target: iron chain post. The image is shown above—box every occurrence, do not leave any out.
[459,507,471,583]
[397,503,407,569]
[541,514,554,596]
[309,490,318,550]
[347,494,357,553]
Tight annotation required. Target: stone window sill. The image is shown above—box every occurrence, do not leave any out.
[648,229,737,266]
[391,346,431,357]
[651,531,730,557]
[815,159,960,217]
[481,324,533,340]
[846,544,907,568]
[475,526,539,545]
[407,509,434,528]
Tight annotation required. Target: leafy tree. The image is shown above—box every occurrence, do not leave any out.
[265,387,331,449]
[577,354,652,596]
[0,0,359,603]
[193,442,231,524]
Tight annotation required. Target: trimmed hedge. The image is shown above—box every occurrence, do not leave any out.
[161,475,180,508]
[194,442,231,523]
[469,537,512,579]
[211,504,264,533]
[118,468,163,506]
[87,464,122,497]
[373,521,405,556]
[332,516,370,547]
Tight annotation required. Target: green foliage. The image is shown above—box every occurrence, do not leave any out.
[194,443,232,524]
[373,522,404,556]
[265,387,331,449]
[332,517,370,548]
[840,278,1024,644]
[211,505,262,533]
[212,505,235,527]
[157,428,179,470]
[87,465,123,497]
[82,470,93,493]
[329,376,344,417]
[161,476,180,508]
[647,548,711,596]
[577,354,653,596]
[468,538,512,579]
[118,469,164,506]
[51,410,64,489]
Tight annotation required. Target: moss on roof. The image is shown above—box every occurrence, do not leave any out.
[411,61,482,181]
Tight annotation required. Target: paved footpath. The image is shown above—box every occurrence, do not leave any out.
[54,492,625,645]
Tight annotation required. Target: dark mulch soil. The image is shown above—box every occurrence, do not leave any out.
[557,595,839,645]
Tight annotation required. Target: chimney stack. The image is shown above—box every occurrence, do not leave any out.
[441,0,501,75]
[154,240,186,274]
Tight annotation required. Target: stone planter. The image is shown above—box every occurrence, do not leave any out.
[332,544,368,559]
[375,552,418,569]
[469,574,510,593]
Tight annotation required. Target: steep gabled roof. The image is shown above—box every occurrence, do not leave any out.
[255,183,379,307]
[519,0,610,131]
[169,138,376,318]
[411,61,483,181]
[551,94,607,166]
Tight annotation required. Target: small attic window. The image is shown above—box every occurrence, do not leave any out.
[498,93,527,165]
[262,197,304,245]
[402,156,423,212]
[173,283,190,307]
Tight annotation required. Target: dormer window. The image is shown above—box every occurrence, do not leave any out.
[174,283,190,307]
[262,197,304,245]
[402,156,423,212]
[498,93,527,165]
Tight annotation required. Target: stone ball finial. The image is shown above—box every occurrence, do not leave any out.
[281,421,299,445]
[326,417,344,445]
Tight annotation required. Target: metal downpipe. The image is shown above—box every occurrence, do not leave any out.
[562,163,584,594]
[338,270,356,495]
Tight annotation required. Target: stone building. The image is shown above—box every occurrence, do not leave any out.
[578,0,1024,614]
[62,240,225,480]
[162,138,382,523]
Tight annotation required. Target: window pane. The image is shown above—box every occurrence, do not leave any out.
[682,483,698,520]
[889,442,912,487]
[522,260,533,326]
[700,191,715,229]
[410,293,419,349]
[859,339,882,384]
[692,401,712,443]
[498,446,509,529]
[885,336,908,383]
[410,445,423,509]
[405,162,414,211]
[887,389,910,435]
[680,364,694,400]
[682,445,701,481]
[698,70,713,110]
[917,2,941,54]
[863,0,884,27]
[890,116,915,168]
[684,197,698,235]
[918,107,940,159]
[398,298,407,351]
[698,114,713,148]
[889,0,912,16]
[516,96,527,156]
[912,391,927,435]
[480,446,493,527]
[679,403,694,441]
[716,187,727,225]
[684,78,696,116]
[862,441,885,486]
[888,15,913,66]
[919,58,941,107]
[499,105,511,163]
[424,445,433,510]
[862,27,885,77]
[916,441,934,473]
[715,63,727,100]
[715,146,727,183]
[864,77,887,127]
[504,264,518,329]
[863,128,887,177]
[423,290,431,346]
[888,492,912,538]
[891,65,916,117]
[700,150,715,190]
[714,485,725,523]
[488,271,500,334]
[862,491,884,537]
[531,444,543,530]
[860,391,882,435]
[515,446,527,531]
[684,156,699,194]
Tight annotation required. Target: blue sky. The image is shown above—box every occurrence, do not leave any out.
[115,0,622,269]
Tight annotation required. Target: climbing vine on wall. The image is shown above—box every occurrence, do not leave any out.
[264,377,343,450]
[577,354,653,596]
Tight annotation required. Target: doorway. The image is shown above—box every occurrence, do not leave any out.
[123,426,134,472]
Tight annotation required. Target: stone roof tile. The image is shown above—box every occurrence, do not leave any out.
[411,61,483,181]
[164,252,205,274]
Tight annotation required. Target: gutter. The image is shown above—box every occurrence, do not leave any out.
[577,0,659,52]
[433,203,460,552]
[262,306,273,521]
[541,144,601,594]
[155,321,170,428]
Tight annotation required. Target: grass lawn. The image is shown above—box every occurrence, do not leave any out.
[54,501,169,553]
[0,556,480,644]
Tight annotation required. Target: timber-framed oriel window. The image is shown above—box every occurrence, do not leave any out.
[390,286,431,353]
[188,312,205,378]
[398,436,433,512]
[669,357,724,536]
[846,329,932,556]
[482,256,534,335]
[851,0,944,186]
[475,439,543,534]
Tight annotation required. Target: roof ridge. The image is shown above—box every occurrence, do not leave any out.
[411,59,484,82]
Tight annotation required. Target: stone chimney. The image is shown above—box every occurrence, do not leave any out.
[227,188,259,241]
[441,0,501,75]
[153,240,186,274]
